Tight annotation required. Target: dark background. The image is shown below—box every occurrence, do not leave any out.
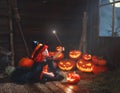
[0,0,120,68]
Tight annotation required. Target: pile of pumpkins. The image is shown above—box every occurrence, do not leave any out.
[53,46,108,74]
[17,46,108,84]
[18,46,108,75]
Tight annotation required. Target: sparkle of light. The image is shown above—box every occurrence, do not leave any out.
[52,30,56,34]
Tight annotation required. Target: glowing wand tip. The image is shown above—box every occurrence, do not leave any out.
[52,30,56,34]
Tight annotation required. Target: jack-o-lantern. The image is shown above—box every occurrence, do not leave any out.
[69,50,82,59]
[82,53,92,61]
[92,56,107,66]
[76,59,94,72]
[58,59,75,71]
[67,72,80,84]
[18,57,34,68]
[49,51,64,60]
[56,46,63,52]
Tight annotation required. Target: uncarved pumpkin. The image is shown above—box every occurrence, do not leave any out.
[76,59,94,72]
[92,56,107,66]
[93,65,108,74]
[18,57,34,68]
[58,59,75,71]
[69,50,82,59]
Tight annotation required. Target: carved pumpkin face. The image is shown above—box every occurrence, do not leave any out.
[49,51,64,60]
[56,46,63,51]
[58,59,75,71]
[69,50,82,59]
[82,54,92,61]
[18,57,34,68]
[76,59,94,72]
[67,72,80,84]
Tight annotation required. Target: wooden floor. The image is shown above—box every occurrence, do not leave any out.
[0,70,93,93]
[27,70,93,93]
[27,80,91,93]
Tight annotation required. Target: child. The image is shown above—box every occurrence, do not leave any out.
[11,41,64,84]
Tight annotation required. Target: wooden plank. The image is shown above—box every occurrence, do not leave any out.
[0,18,9,25]
[65,83,90,93]
[53,81,75,93]
[0,0,8,8]
[34,83,53,93]
[0,8,9,16]
[26,84,44,93]
[45,82,65,93]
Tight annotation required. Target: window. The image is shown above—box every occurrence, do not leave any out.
[99,0,120,37]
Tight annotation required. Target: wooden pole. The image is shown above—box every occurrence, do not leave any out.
[8,0,15,66]
[79,11,87,53]
[11,0,30,56]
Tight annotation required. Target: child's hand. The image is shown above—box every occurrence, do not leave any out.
[58,46,65,52]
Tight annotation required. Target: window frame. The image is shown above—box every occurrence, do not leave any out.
[99,0,120,37]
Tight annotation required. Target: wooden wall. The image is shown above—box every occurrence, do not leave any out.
[0,0,120,67]
[86,0,120,68]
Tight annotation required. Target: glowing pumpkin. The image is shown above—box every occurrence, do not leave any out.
[82,53,92,61]
[58,59,75,71]
[18,57,34,68]
[56,46,63,51]
[49,51,64,60]
[76,59,94,72]
[92,56,107,66]
[67,72,80,84]
[69,50,82,59]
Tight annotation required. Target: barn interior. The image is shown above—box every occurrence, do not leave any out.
[0,0,120,93]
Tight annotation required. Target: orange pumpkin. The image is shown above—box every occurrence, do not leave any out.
[76,59,94,72]
[92,56,107,66]
[56,46,63,51]
[98,58,107,66]
[18,57,34,68]
[93,65,108,74]
[91,56,99,65]
[82,53,92,61]
[69,50,82,59]
[58,59,75,71]
[67,72,80,84]
[49,51,64,60]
